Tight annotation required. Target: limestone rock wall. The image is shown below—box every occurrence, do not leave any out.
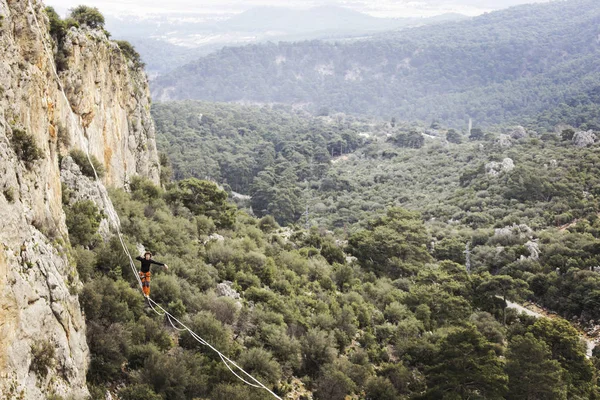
[0,0,161,398]
[59,28,161,187]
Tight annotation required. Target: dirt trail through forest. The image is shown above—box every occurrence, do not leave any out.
[505,300,597,357]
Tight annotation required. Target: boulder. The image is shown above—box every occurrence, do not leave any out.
[573,130,597,147]
[216,281,241,300]
[510,126,527,139]
[486,158,515,176]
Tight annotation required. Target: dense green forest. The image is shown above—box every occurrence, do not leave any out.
[152,102,365,224]
[82,65,600,400]
[153,99,600,335]
[151,0,600,128]
[79,102,600,400]
[71,172,600,400]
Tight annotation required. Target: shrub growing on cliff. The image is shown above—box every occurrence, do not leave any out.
[56,123,71,148]
[3,187,15,203]
[45,7,66,41]
[69,5,105,29]
[44,7,77,71]
[65,200,103,247]
[115,40,145,69]
[30,339,56,378]
[10,127,41,169]
[70,149,105,178]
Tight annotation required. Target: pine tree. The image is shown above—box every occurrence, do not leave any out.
[422,325,508,399]
[506,333,567,399]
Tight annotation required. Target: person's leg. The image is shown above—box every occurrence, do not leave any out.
[144,272,151,296]
[139,272,150,296]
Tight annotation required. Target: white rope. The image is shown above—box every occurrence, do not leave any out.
[25,3,281,398]
[166,314,188,332]
[219,354,263,389]
[147,298,278,394]
[147,297,166,316]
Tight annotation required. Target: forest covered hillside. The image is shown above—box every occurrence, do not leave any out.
[151,0,600,128]
[80,171,600,400]
[153,100,600,336]
[107,7,467,77]
[73,95,600,399]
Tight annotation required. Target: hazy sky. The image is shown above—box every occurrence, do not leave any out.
[47,0,552,18]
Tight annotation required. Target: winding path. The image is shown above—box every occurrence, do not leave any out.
[504,299,597,357]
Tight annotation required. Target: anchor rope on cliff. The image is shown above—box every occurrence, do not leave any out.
[25,3,282,398]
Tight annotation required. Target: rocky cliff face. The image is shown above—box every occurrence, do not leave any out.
[59,27,161,187]
[0,1,160,398]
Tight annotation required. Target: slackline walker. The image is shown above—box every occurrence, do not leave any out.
[25,3,281,398]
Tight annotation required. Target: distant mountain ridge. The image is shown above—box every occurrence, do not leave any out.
[221,6,462,33]
[106,7,467,76]
[151,0,600,128]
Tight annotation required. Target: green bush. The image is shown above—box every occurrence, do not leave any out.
[313,364,356,400]
[167,178,236,228]
[44,7,73,71]
[118,384,162,400]
[209,384,266,400]
[73,245,96,281]
[130,176,161,201]
[138,350,202,398]
[3,187,15,203]
[179,312,234,357]
[364,376,398,400]
[61,182,72,205]
[56,123,71,148]
[69,5,105,29]
[258,215,279,233]
[70,149,105,178]
[30,340,55,378]
[115,40,145,68]
[94,236,138,279]
[321,242,346,265]
[301,329,337,376]
[87,321,130,383]
[65,200,103,247]
[80,276,144,324]
[446,129,463,144]
[150,274,181,306]
[238,348,281,385]
[45,7,66,41]
[10,127,41,168]
[196,215,216,235]
[130,316,172,351]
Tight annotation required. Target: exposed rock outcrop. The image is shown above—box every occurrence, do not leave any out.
[60,156,117,240]
[0,1,161,398]
[494,224,534,240]
[58,28,160,187]
[573,130,597,147]
[485,158,514,176]
[523,240,540,260]
[510,126,527,139]
[497,134,513,147]
[216,281,241,300]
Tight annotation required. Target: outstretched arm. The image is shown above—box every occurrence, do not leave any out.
[135,256,144,262]
[151,259,168,269]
